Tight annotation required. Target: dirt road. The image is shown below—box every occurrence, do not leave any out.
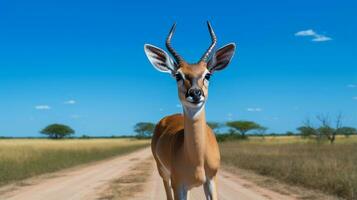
[0,148,151,200]
[0,148,295,200]
[135,164,295,200]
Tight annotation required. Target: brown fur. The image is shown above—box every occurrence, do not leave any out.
[150,53,222,200]
[152,111,220,199]
[145,23,235,199]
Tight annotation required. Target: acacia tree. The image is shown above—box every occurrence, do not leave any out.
[316,114,342,144]
[298,119,317,138]
[255,126,268,135]
[134,122,155,138]
[226,121,262,138]
[338,127,357,137]
[300,114,345,144]
[40,124,75,139]
[297,126,316,138]
[207,122,222,134]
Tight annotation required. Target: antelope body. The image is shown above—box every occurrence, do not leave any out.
[144,22,236,200]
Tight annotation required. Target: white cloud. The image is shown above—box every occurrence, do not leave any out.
[347,84,357,88]
[295,29,332,42]
[295,29,316,36]
[64,100,76,104]
[35,105,51,110]
[312,35,332,42]
[247,108,262,112]
[353,97,357,100]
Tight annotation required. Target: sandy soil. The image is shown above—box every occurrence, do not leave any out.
[134,164,296,200]
[0,148,297,200]
[0,148,151,200]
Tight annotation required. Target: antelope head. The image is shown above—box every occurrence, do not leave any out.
[144,22,236,115]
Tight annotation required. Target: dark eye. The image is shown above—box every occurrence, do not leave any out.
[204,73,211,81]
[175,73,183,81]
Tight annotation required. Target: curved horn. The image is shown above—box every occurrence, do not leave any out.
[166,23,183,64]
[200,21,217,63]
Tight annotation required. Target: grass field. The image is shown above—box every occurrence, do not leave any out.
[0,139,149,186]
[220,136,357,200]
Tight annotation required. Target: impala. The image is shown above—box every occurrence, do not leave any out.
[144,22,236,200]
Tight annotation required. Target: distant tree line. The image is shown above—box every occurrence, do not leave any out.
[38,113,356,143]
[207,121,267,139]
[297,114,357,144]
[133,120,267,140]
[133,113,357,144]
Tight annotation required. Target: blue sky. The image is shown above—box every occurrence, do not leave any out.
[0,0,356,137]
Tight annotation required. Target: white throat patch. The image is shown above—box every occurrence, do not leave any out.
[182,101,205,119]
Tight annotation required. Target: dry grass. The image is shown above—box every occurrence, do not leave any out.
[0,139,149,186]
[220,136,357,200]
[223,165,340,200]
[98,158,153,200]
[248,135,357,144]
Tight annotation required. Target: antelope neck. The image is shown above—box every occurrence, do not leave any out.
[183,105,207,166]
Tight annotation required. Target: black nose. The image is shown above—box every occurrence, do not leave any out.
[188,88,202,100]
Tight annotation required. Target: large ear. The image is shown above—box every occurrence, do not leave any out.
[207,43,236,72]
[144,44,177,74]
